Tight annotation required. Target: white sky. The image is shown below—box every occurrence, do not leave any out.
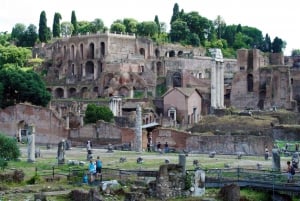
[1,0,299,55]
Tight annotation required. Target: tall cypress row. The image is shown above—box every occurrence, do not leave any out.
[71,11,78,36]
[38,11,48,42]
[52,12,62,38]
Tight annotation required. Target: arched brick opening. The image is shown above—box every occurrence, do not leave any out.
[139,48,145,58]
[155,48,160,58]
[80,43,84,59]
[172,72,182,87]
[68,87,77,98]
[100,42,105,57]
[85,61,94,79]
[80,87,88,98]
[88,43,95,59]
[71,45,75,60]
[247,74,253,92]
[54,88,64,99]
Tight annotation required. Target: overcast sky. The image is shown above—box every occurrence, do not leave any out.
[1,0,298,55]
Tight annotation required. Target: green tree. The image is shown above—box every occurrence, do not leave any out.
[241,26,264,49]
[137,21,158,37]
[0,32,11,46]
[38,11,49,42]
[0,133,20,161]
[11,23,26,46]
[77,21,93,34]
[20,24,38,47]
[222,25,237,47]
[110,22,126,34]
[261,33,272,52]
[0,66,51,108]
[233,32,251,49]
[84,104,114,124]
[90,18,104,33]
[61,22,74,37]
[170,3,180,24]
[291,49,300,56]
[214,15,226,39]
[71,10,78,36]
[187,33,200,47]
[123,18,138,34]
[52,12,62,38]
[0,45,31,67]
[272,37,285,53]
[154,15,161,34]
[170,19,189,43]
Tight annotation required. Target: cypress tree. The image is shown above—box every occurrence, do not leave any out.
[52,12,62,38]
[170,3,180,25]
[71,11,78,36]
[154,15,161,34]
[38,11,48,42]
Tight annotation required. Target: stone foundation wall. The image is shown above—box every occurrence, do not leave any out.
[0,104,68,144]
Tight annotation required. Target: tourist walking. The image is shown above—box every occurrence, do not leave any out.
[264,146,269,160]
[157,142,162,154]
[96,156,102,181]
[286,161,295,183]
[164,142,169,153]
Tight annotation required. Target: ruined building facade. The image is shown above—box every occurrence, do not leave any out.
[230,49,294,110]
[33,32,237,124]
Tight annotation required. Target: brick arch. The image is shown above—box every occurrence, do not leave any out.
[155,48,160,58]
[172,72,182,87]
[70,43,76,60]
[54,87,64,99]
[85,61,94,79]
[80,87,89,99]
[88,42,95,59]
[68,87,77,98]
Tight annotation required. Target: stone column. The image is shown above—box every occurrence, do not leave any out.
[135,104,142,152]
[66,115,69,129]
[178,154,186,175]
[27,124,35,163]
[80,115,84,127]
[210,62,216,109]
[216,62,220,108]
[209,48,224,111]
[220,62,224,108]
[272,148,281,171]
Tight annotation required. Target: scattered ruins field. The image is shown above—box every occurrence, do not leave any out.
[0,144,294,201]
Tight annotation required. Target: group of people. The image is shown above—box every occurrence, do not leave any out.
[156,141,169,154]
[88,156,102,182]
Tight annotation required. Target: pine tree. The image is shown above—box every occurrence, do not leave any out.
[52,12,62,38]
[71,11,78,36]
[38,11,48,42]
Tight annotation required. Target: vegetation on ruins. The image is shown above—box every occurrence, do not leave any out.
[11,23,38,47]
[1,3,286,58]
[0,133,20,168]
[84,104,114,124]
[0,66,51,108]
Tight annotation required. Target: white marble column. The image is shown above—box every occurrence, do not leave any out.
[27,124,35,163]
[210,63,217,109]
